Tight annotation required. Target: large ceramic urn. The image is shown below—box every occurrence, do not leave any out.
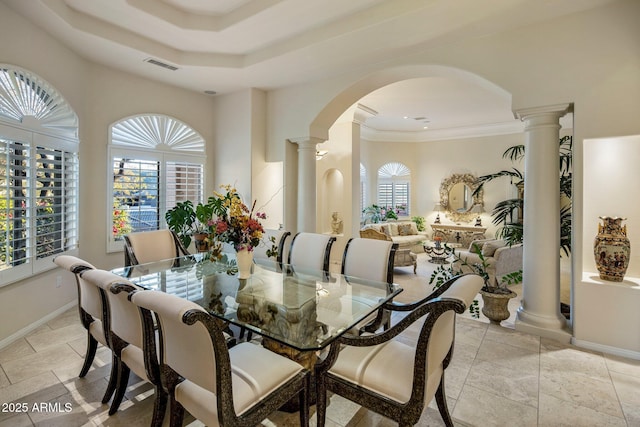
[594,216,630,282]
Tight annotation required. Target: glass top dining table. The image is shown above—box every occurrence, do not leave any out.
[111,252,403,353]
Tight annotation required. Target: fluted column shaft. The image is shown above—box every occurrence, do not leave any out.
[514,104,571,340]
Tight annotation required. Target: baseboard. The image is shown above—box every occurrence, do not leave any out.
[572,338,640,361]
[0,301,77,350]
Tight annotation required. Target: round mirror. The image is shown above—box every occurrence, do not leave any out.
[439,173,483,223]
[448,182,473,212]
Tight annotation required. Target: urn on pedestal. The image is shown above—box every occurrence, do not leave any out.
[594,216,630,282]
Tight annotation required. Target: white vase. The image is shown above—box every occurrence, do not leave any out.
[236,248,254,279]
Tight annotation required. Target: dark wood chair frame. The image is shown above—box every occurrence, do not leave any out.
[108,283,167,426]
[340,238,398,334]
[315,275,473,427]
[131,289,311,427]
[273,230,292,267]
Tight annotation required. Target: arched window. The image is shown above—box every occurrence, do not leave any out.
[377,162,410,216]
[108,114,205,252]
[0,65,79,286]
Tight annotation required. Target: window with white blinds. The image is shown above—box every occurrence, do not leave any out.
[108,115,205,252]
[0,65,79,286]
[377,162,411,217]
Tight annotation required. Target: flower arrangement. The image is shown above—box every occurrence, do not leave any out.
[209,184,266,252]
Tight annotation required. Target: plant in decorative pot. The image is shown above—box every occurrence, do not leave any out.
[429,245,522,323]
[193,200,215,252]
[165,199,216,252]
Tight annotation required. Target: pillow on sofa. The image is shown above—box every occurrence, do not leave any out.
[398,223,415,236]
[409,222,419,235]
[481,240,506,257]
[380,224,392,237]
[388,223,399,236]
[469,239,491,253]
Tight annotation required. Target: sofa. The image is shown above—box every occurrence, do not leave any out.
[359,221,428,273]
[454,239,523,286]
[360,221,428,250]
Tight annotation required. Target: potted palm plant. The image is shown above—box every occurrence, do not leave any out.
[473,136,572,254]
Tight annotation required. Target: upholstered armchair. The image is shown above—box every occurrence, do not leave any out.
[315,274,484,427]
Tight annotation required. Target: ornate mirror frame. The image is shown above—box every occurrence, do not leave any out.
[439,173,484,223]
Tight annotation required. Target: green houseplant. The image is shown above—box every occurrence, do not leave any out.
[428,245,522,322]
[411,216,426,232]
[362,204,399,224]
[165,200,197,248]
[165,198,216,250]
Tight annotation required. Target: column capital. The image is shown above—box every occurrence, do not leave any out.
[514,103,572,121]
[287,137,325,148]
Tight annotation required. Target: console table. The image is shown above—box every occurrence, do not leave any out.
[430,223,487,247]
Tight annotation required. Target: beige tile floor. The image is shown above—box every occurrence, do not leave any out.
[1,253,639,427]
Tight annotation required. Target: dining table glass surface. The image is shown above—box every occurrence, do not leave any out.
[111,252,403,352]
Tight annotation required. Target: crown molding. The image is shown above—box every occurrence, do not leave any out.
[360,120,526,142]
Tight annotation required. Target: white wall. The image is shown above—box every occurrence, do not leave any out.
[0,2,217,343]
[212,90,253,198]
[575,135,640,356]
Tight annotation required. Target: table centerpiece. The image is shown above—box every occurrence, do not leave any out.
[208,184,267,278]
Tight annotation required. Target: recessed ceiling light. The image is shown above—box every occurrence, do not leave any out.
[423,126,429,129]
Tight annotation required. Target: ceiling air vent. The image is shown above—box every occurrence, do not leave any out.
[143,58,178,71]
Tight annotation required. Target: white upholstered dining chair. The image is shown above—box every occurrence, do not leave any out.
[123,229,190,266]
[315,274,484,427]
[80,269,167,425]
[130,289,310,427]
[288,232,336,277]
[340,237,398,334]
[53,255,118,405]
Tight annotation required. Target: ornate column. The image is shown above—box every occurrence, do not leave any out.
[514,104,571,342]
[289,138,323,232]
